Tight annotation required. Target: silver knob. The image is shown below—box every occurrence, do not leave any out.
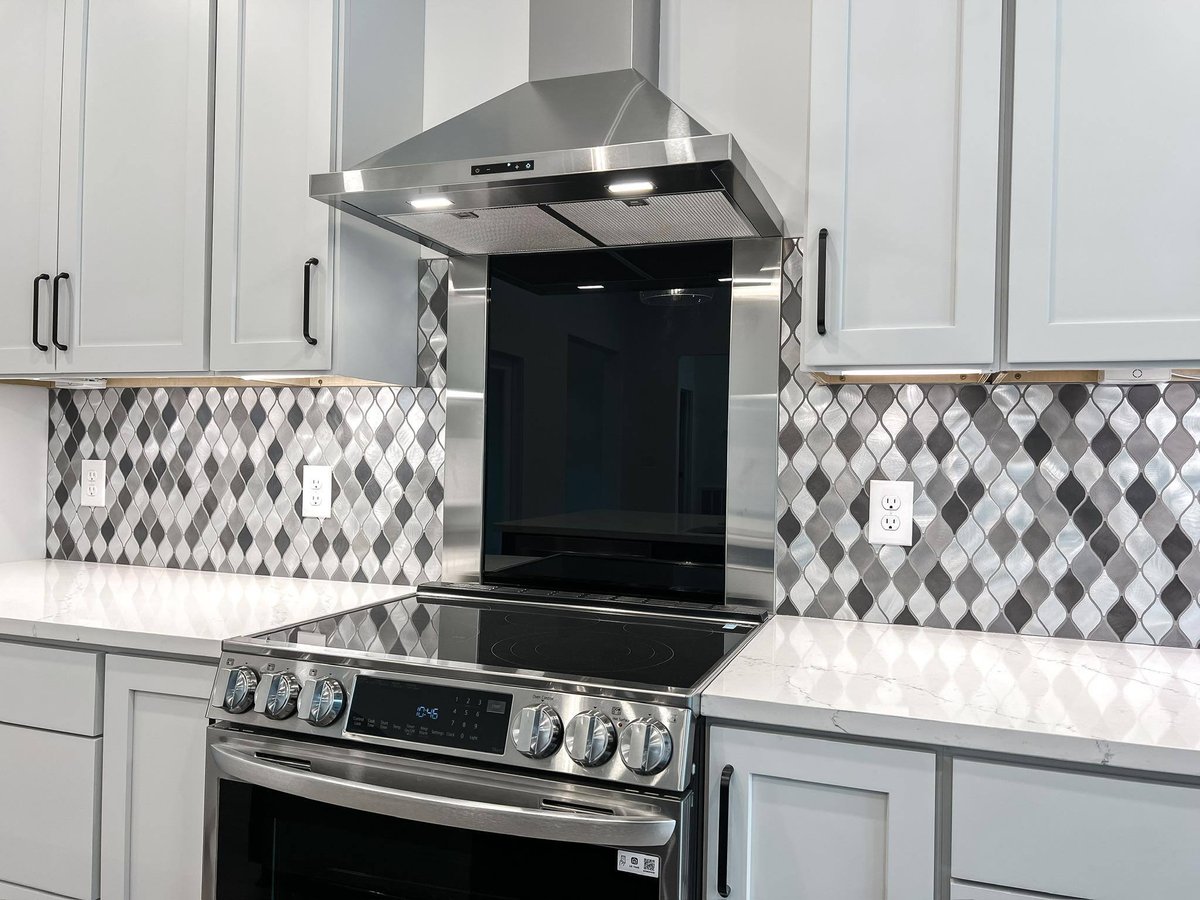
[619,717,674,776]
[221,666,259,714]
[257,672,302,720]
[511,703,563,758]
[299,678,346,728]
[564,710,617,767]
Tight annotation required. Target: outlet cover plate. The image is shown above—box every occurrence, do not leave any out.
[81,459,106,508]
[868,479,913,546]
[302,465,332,519]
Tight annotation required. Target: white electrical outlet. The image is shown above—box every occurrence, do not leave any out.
[868,480,913,546]
[302,465,332,519]
[81,458,106,508]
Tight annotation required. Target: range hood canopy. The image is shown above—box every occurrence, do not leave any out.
[310,0,784,256]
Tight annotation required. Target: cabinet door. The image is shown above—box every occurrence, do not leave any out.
[56,0,212,374]
[951,883,1084,900]
[0,0,64,374]
[1007,1,1200,366]
[803,0,1003,369]
[100,655,214,900]
[705,727,936,900]
[210,0,336,372]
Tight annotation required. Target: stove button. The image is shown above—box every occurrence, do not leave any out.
[300,678,346,727]
[257,672,302,720]
[511,703,562,758]
[221,666,259,714]
[619,717,674,776]
[564,711,617,767]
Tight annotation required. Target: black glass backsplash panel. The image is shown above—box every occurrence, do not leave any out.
[484,242,732,602]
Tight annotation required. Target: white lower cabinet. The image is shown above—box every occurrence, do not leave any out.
[100,655,215,900]
[0,725,100,900]
[705,727,937,899]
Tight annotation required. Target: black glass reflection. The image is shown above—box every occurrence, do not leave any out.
[483,242,733,602]
[215,782,664,899]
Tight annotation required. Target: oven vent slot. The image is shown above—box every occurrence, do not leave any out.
[541,799,617,817]
[255,752,314,772]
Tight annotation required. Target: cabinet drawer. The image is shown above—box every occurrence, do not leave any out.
[0,725,100,899]
[953,760,1200,900]
[0,642,101,735]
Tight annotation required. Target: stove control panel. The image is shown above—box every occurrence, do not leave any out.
[208,655,696,790]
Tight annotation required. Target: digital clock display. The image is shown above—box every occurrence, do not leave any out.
[346,677,513,754]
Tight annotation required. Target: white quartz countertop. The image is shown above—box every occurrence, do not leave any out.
[0,559,409,660]
[704,615,1200,779]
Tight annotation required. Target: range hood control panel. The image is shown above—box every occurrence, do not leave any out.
[472,159,535,176]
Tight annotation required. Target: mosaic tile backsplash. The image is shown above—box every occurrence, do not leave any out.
[45,249,1200,647]
[45,261,450,585]
[776,241,1200,648]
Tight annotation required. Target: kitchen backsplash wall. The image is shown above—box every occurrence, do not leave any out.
[776,240,1200,648]
[45,261,451,585]
[45,251,1200,647]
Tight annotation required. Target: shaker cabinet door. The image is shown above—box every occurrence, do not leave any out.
[55,0,213,374]
[210,0,337,373]
[803,0,1003,370]
[1007,0,1200,366]
[705,727,937,900]
[0,0,65,374]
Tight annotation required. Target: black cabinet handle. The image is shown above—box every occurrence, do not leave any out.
[303,257,319,346]
[816,227,829,336]
[32,274,50,351]
[717,764,734,897]
[51,272,69,351]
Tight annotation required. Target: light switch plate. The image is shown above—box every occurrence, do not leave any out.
[302,465,332,519]
[868,479,913,546]
[81,459,106,508]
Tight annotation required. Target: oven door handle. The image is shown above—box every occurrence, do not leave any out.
[211,744,677,847]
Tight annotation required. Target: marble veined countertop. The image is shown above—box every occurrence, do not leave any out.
[704,615,1200,778]
[0,559,409,660]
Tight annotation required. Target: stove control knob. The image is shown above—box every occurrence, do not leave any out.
[221,666,259,714]
[300,678,346,728]
[565,710,617,767]
[619,717,674,776]
[258,672,302,720]
[511,703,563,758]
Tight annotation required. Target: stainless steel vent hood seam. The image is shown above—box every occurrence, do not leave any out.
[310,1,783,256]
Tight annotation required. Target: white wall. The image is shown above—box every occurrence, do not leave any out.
[422,0,529,128]
[660,0,812,235]
[0,386,48,563]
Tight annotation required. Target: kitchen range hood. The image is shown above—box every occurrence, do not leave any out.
[310,0,784,256]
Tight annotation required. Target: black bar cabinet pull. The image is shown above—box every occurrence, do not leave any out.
[32,274,50,351]
[717,764,734,897]
[303,257,319,346]
[51,272,69,351]
[816,227,829,336]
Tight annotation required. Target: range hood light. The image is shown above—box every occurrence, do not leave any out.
[409,196,454,210]
[577,284,605,290]
[606,180,656,195]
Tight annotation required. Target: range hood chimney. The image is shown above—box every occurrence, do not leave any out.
[310,0,784,255]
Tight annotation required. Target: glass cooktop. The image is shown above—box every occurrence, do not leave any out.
[254,586,760,693]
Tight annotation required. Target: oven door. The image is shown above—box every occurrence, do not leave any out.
[203,728,690,900]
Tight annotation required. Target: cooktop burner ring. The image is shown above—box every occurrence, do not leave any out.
[486,626,678,677]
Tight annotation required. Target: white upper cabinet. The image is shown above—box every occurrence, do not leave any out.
[1006,0,1200,367]
[56,0,213,374]
[803,0,1004,370]
[211,0,423,381]
[0,1,64,374]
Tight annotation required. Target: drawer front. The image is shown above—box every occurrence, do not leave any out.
[0,642,102,736]
[0,725,100,899]
[953,759,1200,900]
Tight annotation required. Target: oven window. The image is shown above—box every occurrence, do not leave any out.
[483,242,732,603]
[215,781,666,899]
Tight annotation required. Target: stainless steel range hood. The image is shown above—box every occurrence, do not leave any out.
[310,0,784,256]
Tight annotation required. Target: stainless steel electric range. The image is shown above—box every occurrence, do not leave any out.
[203,583,766,899]
[203,237,781,899]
